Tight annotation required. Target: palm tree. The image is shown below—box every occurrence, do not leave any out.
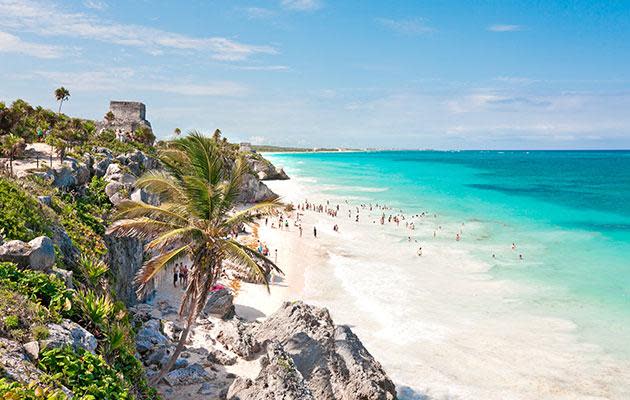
[54,87,70,115]
[106,131,282,384]
[174,127,181,137]
[1,134,23,175]
[212,128,221,142]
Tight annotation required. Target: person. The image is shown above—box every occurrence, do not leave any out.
[265,217,268,226]
[519,254,524,260]
[257,240,263,253]
[274,249,278,264]
[299,225,303,237]
[313,226,317,238]
[417,247,422,256]
[181,264,189,287]
[173,263,179,288]
[512,243,517,251]
[456,233,461,241]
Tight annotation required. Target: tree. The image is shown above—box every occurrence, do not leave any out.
[1,134,25,175]
[106,131,282,384]
[54,87,70,115]
[104,111,116,124]
[212,128,221,142]
[174,127,181,137]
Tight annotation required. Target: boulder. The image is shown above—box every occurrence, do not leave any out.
[130,188,158,205]
[136,319,169,348]
[250,301,397,400]
[94,157,112,178]
[105,181,124,198]
[207,348,237,366]
[50,224,80,264]
[201,287,234,319]
[37,195,52,207]
[52,267,73,288]
[41,320,98,353]
[163,363,213,386]
[27,236,55,270]
[237,174,277,204]
[0,236,55,271]
[0,338,47,385]
[216,319,260,360]
[227,342,314,400]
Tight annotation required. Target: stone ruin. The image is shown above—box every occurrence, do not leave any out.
[97,101,153,140]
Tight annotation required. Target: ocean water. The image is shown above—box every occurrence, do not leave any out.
[265,150,630,398]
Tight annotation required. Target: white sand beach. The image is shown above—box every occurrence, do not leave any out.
[232,176,630,400]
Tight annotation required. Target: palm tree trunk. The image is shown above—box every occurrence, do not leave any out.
[150,300,199,385]
[58,100,63,115]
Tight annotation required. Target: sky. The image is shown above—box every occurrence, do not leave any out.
[1,0,630,149]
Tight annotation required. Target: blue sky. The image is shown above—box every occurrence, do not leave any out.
[1,0,629,149]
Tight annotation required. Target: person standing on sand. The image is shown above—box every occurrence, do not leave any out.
[173,263,179,288]
[299,225,303,237]
[417,247,423,256]
[181,264,189,288]
[313,226,317,238]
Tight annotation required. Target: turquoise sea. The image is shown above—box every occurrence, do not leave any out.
[266,150,630,359]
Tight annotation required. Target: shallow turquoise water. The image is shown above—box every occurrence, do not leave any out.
[266,150,630,357]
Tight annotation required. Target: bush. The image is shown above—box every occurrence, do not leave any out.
[0,262,72,318]
[0,288,49,342]
[0,378,67,400]
[0,178,50,241]
[38,347,131,400]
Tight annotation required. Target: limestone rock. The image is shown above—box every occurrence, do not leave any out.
[202,287,234,319]
[0,236,55,271]
[41,320,97,353]
[94,156,112,178]
[52,267,73,288]
[104,233,144,306]
[206,348,237,366]
[0,338,46,385]
[37,195,52,207]
[250,301,397,400]
[216,319,260,360]
[227,342,314,400]
[237,174,277,204]
[163,363,212,386]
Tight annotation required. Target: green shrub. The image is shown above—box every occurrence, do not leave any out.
[74,289,114,335]
[0,378,67,400]
[0,262,72,318]
[0,178,50,241]
[3,315,19,330]
[38,347,131,400]
[0,288,49,342]
[33,324,50,340]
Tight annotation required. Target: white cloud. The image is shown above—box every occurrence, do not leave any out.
[242,7,276,19]
[280,0,321,11]
[376,18,434,35]
[248,135,266,145]
[83,0,106,11]
[28,69,249,97]
[231,65,289,71]
[488,24,523,32]
[0,30,62,58]
[0,0,276,60]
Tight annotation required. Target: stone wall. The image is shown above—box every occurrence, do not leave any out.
[110,101,146,122]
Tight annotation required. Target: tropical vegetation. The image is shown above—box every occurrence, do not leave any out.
[107,131,282,383]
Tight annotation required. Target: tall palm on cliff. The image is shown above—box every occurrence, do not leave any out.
[54,87,70,115]
[107,131,282,384]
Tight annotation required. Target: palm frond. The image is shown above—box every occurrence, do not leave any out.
[145,227,203,252]
[106,218,180,241]
[224,239,283,293]
[135,245,190,296]
[134,170,185,202]
[223,199,284,229]
[113,201,189,225]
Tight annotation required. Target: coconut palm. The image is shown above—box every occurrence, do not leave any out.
[174,127,181,137]
[54,87,70,115]
[106,131,282,384]
[1,134,24,175]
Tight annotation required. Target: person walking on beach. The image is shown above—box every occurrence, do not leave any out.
[173,263,179,288]
[181,264,189,288]
[313,226,317,238]
[299,225,303,237]
[417,247,423,256]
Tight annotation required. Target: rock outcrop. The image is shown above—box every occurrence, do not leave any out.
[228,342,315,400]
[237,173,277,204]
[247,156,290,181]
[248,301,397,400]
[104,233,145,306]
[0,236,55,271]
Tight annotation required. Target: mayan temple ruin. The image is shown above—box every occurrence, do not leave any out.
[98,101,153,141]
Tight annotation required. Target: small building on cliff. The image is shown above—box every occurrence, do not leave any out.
[98,101,154,144]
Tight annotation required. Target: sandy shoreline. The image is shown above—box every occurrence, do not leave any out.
[232,174,630,400]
